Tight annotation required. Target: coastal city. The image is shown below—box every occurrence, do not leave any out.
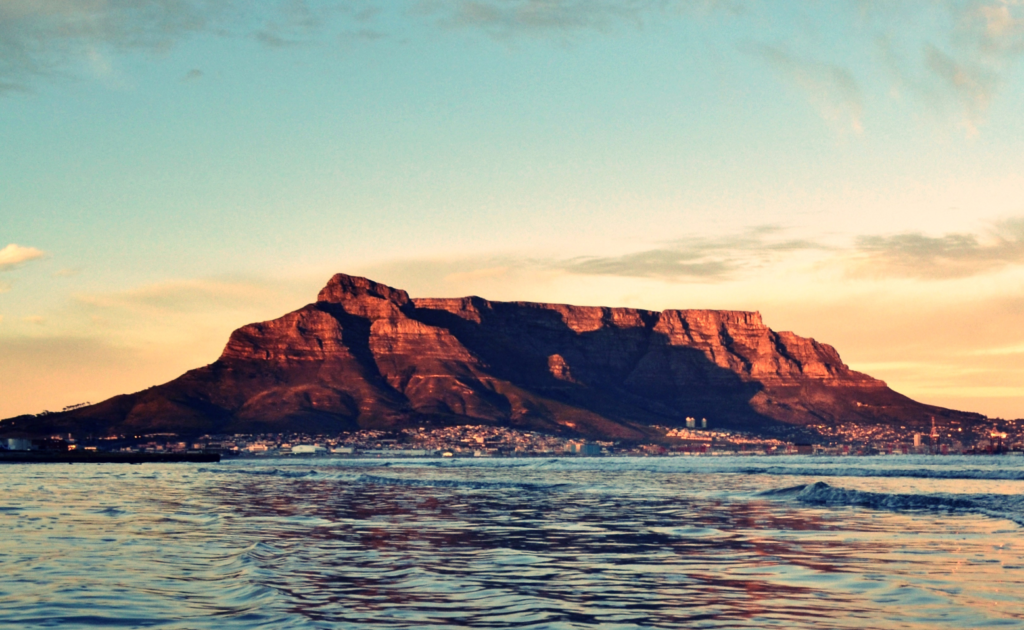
[8,417,1022,458]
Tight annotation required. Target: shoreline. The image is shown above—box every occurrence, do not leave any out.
[0,451,221,464]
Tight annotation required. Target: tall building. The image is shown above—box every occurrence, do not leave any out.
[580,443,602,456]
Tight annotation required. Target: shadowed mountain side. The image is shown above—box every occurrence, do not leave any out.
[1,273,986,439]
[408,297,976,430]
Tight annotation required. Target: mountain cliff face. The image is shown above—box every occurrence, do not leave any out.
[2,274,981,438]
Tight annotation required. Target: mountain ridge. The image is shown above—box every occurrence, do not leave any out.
[1,273,985,439]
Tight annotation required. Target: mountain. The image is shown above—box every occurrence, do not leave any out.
[1,273,984,439]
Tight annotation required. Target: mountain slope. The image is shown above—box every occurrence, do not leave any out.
[1,273,984,439]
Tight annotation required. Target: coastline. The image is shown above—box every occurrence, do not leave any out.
[0,451,221,464]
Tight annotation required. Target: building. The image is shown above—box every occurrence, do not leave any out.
[565,441,602,456]
[580,443,602,456]
[359,449,433,457]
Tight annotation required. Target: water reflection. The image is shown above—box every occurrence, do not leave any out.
[0,462,1022,629]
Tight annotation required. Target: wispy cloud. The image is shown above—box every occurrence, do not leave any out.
[443,265,510,284]
[959,1,1024,57]
[870,1,1024,134]
[0,0,225,91]
[339,28,389,42]
[0,0,360,92]
[559,226,826,280]
[924,45,999,135]
[420,0,700,38]
[368,219,1024,285]
[940,0,1024,133]
[850,217,1024,279]
[4,0,1022,140]
[255,0,316,46]
[431,1,1022,138]
[75,278,286,314]
[746,43,864,133]
[547,218,1024,282]
[0,243,45,269]
[967,342,1024,356]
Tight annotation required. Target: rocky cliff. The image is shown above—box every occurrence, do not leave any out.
[1,273,982,439]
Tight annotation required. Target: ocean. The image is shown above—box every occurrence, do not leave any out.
[2,455,1023,629]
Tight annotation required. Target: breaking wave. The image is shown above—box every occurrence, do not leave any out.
[781,481,1024,526]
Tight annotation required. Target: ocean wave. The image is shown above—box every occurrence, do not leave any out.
[756,483,808,496]
[409,456,1024,481]
[737,466,1024,481]
[790,481,1024,526]
[354,473,559,491]
[197,467,320,479]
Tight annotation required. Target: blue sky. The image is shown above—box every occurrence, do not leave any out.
[2,0,1024,419]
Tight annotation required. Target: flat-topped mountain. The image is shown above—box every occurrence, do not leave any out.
[1,273,983,439]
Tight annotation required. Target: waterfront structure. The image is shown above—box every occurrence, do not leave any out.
[292,444,327,455]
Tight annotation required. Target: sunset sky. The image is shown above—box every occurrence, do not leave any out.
[2,0,1023,420]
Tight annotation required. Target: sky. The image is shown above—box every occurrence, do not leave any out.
[2,0,1024,420]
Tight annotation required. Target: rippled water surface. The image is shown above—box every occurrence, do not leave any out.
[2,455,1023,629]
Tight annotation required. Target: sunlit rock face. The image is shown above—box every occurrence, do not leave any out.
[4,273,981,438]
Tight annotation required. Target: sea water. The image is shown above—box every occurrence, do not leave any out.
[1,455,1022,629]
